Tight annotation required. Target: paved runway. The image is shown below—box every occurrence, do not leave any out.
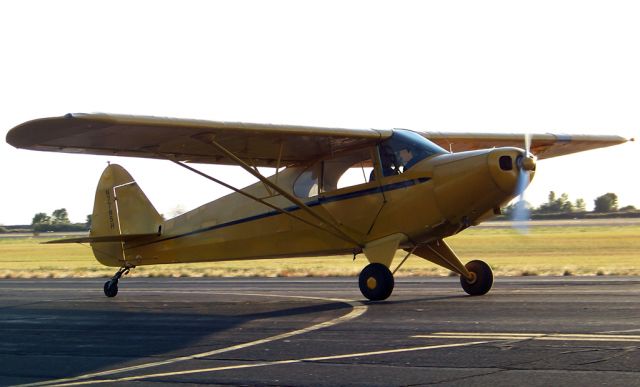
[1,277,639,386]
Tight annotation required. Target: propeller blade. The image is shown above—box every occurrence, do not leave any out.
[524,133,532,156]
[512,170,530,233]
[512,133,533,233]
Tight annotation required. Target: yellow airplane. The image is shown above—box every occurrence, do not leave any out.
[6,113,630,300]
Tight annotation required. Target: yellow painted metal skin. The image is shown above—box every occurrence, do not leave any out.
[363,234,407,267]
[412,240,474,280]
[92,146,530,271]
[90,165,163,267]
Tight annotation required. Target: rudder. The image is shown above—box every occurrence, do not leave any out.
[91,164,163,266]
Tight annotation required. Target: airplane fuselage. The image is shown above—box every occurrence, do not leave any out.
[95,146,529,268]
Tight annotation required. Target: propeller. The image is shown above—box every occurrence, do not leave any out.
[512,133,536,233]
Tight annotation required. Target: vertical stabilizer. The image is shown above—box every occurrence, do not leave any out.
[91,164,163,266]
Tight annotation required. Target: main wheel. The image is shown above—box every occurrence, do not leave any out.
[359,263,395,301]
[460,260,493,296]
[103,280,119,298]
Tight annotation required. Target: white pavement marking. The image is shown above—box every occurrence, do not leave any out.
[47,341,491,386]
[17,292,367,387]
[413,332,640,343]
[599,328,640,334]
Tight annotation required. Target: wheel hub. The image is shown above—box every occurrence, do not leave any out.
[465,271,477,285]
[358,263,395,301]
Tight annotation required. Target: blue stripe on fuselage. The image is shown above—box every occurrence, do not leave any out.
[135,177,431,247]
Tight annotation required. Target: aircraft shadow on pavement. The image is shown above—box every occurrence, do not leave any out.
[0,300,350,383]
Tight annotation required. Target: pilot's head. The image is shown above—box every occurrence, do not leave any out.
[398,147,413,166]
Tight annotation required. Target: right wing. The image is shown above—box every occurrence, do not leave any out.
[424,132,630,159]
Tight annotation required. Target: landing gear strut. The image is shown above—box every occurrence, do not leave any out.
[103,266,134,298]
[412,240,494,296]
[359,263,395,301]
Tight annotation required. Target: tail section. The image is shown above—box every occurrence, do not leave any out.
[90,164,163,266]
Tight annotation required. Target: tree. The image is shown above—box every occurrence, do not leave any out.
[537,191,574,214]
[559,193,574,213]
[51,208,70,224]
[32,212,51,225]
[574,198,586,212]
[85,214,92,228]
[594,193,618,212]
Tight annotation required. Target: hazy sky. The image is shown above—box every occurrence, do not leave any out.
[1,1,638,225]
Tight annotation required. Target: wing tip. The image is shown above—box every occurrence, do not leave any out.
[7,114,73,148]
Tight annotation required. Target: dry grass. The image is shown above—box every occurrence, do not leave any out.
[1,222,639,278]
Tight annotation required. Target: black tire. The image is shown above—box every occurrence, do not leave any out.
[359,263,395,301]
[460,260,493,296]
[103,280,119,298]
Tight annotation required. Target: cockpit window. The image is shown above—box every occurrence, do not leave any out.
[293,163,320,198]
[293,147,374,198]
[323,148,372,191]
[378,129,448,175]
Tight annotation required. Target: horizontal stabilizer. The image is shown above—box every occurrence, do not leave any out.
[43,232,160,244]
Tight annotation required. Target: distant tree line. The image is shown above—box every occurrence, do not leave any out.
[503,192,637,218]
[30,209,91,232]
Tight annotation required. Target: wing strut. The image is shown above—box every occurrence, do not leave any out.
[192,134,363,248]
[172,160,363,248]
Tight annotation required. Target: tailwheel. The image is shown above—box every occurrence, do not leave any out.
[103,280,118,297]
[460,260,493,296]
[103,266,133,298]
[359,263,394,301]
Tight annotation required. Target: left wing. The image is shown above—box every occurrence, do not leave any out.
[6,113,391,167]
[424,132,630,159]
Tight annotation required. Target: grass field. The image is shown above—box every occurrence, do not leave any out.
[1,221,639,278]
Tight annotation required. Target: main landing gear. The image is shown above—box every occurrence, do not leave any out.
[357,239,494,301]
[359,263,395,301]
[103,266,134,298]
[459,259,493,296]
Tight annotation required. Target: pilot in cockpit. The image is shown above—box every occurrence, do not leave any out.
[371,130,441,181]
[370,147,400,181]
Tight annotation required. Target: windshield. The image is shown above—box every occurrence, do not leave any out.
[378,129,448,175]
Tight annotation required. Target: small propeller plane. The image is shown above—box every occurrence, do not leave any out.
[6,114,630,300]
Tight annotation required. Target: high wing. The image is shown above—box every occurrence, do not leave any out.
[425,131,629,159]
[6,113,391,167]
[6,113,629,164]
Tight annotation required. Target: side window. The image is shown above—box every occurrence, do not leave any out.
[336,163,372,189]
[293,164,320,198]
[323,148,373,191]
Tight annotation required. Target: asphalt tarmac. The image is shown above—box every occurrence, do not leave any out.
[1,277,639,386]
